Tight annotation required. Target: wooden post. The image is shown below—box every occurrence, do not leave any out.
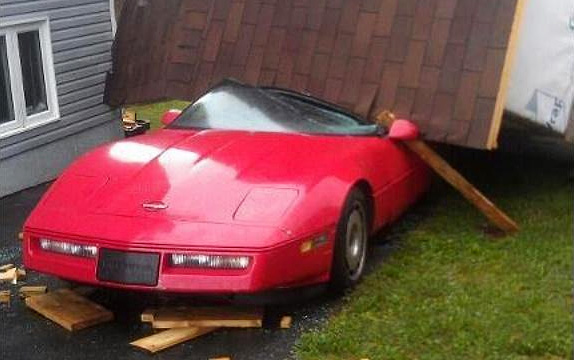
[377,111,519,234]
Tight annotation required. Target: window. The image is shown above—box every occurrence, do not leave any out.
[0,18,59,137]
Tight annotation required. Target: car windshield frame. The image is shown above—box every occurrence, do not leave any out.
[168,80,380,136]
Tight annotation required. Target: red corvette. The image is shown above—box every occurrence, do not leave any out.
[23,80,430,294]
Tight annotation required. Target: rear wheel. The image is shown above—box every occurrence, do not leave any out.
[330,187,369,293]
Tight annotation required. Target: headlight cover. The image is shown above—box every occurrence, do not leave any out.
[170,254,251,269]
[39,238,98,258]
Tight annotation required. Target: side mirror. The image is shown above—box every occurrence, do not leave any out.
[161,109,182,126]
[388,119,420,141]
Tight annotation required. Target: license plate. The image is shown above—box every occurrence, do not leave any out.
[97,249,160,286]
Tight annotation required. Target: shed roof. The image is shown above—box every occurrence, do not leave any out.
[105,0,524,149]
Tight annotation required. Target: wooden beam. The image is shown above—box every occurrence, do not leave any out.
[280,316,292,329]
[25,289,114,331]
[0,263,14,271]
[0,290,10,304]
[151,306,263,329]
[487,0,528,149]
[376,111,519,234]
[19,286,48,298]
[141,308,156,322]
[130,327,216,353]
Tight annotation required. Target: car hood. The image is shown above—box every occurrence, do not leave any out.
[37,129,363,228]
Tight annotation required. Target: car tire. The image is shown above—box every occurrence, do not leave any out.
[329,187,369,293]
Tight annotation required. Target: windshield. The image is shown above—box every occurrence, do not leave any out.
[169,81,379,136]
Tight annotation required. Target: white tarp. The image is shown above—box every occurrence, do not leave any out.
[506,0,574,134]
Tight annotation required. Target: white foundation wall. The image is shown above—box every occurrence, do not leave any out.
[506,0,574,134]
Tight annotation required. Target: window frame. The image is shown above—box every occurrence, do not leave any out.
[0,16,59,138]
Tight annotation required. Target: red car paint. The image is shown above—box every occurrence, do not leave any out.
[23,124,429,294]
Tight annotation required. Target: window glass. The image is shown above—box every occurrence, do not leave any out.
[18,30,47,116]
[170,81,379,136]
[0,36,15,124]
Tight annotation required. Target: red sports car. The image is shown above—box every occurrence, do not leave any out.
[22,80,430,294]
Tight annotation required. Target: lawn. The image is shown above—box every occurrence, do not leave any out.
[127,100,190,129]
[297,152,573,360]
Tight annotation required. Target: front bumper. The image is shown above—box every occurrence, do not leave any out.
[22,231,333,294]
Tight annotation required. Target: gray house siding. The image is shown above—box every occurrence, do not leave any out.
[0,0,121,197]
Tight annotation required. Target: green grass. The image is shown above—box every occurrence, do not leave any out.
[127,100,190,129]
[297,154,573,360]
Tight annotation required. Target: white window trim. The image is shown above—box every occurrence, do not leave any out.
[0,16,59,139]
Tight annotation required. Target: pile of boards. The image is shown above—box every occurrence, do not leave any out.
[0,263,39,303]
[1,271,292,356]
[133,306,291,353]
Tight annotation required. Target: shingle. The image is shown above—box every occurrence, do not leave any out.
[412,0,437,40]
[425,18,451,66]
[107,0,523,149]
[374,0,397,36]
[351,12,378,58]
[435,0,457,19]
[223,2,246,41]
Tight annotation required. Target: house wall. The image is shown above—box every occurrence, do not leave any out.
[0,0,122,197]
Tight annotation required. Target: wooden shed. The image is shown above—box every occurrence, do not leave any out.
[105,0,574,150]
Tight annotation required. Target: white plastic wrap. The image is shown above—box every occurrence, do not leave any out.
[506,0,574,134]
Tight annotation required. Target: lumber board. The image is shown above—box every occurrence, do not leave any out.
[151,306,263,329]
[280,316,292,329]
[0,290,10,303]
[0,268,17,282]
[0,263,14,271]
[141,308,156,322]
[19,286,48,298]
[404,140,519,233]
[25,289,113,331]
[130,327,216,353]
[376,111,519,234]
[487,0,528,149]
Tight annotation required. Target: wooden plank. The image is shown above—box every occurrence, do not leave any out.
[0,268,17,283]
[25,289,114,331]
[376,111,519,234]
[19,286,48,298]
[402,139,519,233]
[0,290,10,304]
[0,263,14,271]
[280,316,292,329]
[130,327,216,353]
[141,308,156,322]
[486,0,528,149]
[151,306,263,329]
